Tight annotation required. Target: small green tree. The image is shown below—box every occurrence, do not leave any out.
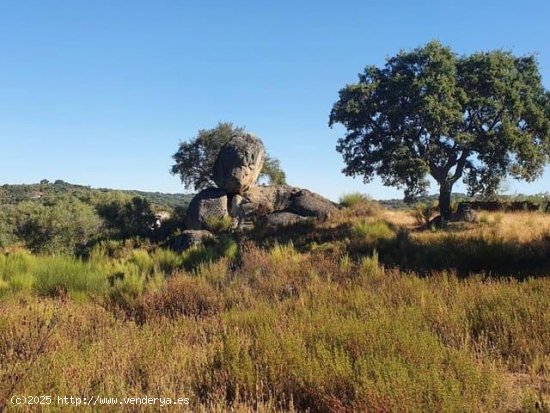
[260,155,287,185]
[171,122,286,191]
[0,207,18,248]
[329,41,550,219]
[15,199,101,254]
[97,196,157,239]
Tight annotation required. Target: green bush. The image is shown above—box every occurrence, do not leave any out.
[339,192,370,208]
[353,220,394,242]
[0,251,108,297]
[34,257,108,297]
[204,216,233,233]
[15,199,101,254]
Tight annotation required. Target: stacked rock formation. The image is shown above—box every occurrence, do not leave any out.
[179,132,338,249]
[212,133,265,194]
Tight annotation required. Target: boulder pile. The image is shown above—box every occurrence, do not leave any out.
[180,132,338,246]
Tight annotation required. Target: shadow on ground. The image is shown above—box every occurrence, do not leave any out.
[250,221,550,279]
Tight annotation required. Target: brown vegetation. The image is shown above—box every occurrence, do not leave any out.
[0,201,549,412]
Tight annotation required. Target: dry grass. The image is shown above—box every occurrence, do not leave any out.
[412,211,550,244]
[1,208,550,412]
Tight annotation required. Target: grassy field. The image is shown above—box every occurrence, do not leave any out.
[0,204,549,412]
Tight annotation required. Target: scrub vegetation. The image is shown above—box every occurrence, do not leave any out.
[1,197,549,412]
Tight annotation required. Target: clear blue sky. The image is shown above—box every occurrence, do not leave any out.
[1,0,549,200]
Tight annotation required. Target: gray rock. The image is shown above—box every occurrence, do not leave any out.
[227,194,243,229]
[239,185,338,226]
[184,188,229,230]
[173,230,215,251]
[228,194,245,217]
[243,185,298,214]
[451,203,478,223]
[287,189,338,221]
[263,212,308,228]
[212,133,265,194]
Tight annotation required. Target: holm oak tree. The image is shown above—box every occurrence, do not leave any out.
[329,41,550,219]
[171,122,286,191]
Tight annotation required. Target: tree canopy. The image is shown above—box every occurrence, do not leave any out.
[329,41,550,218]
[171,122,286,191]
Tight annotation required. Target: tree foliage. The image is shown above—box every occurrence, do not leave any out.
[171,122,286,191]
[97,196,157,239]
[0,182,186,254]
[15,199,101,254]
[329,41,550,218]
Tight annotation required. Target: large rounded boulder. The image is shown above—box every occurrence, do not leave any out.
[262,211,308,228]
[172,230,215,251]
[243,185,298,214]
[287,189,339,221]
[451,203,478,223]
[238,185,339,224]
[212,133,265,194]
[184,187,229,230]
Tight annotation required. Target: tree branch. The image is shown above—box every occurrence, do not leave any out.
[451,150,470,183]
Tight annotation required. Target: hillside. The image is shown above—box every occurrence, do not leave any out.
[0,180,193,211]
[0,181,193,253]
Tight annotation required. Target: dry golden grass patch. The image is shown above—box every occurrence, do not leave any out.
[410,211,550,245]
[1,207,550,412]
[381,209,418,228]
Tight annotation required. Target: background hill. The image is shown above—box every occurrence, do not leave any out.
[0,180,193,254]
[0,180,193,211]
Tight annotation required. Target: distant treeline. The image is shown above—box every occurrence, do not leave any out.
[461,200,550,212]
[0,180,192,209]
[380,193,550,211]
[0,180,193,254]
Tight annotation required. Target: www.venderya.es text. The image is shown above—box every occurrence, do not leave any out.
[11,395,190,407]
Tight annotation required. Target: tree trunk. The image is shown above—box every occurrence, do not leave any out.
[439,183,452,220]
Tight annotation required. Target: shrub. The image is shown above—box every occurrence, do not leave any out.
[0,251,108,297]
[8,273,35,292]
[15,199,101,254]
[136,275,221,321]
[204,216,233,233]
[478,212,490,225]
[128,249,155,273]
[360,250,382,278]
[108,269,147,306]
[96,196,157,239]
[340,193,381,217]
[339,192,370,208]
[33,256,108,297]
[180,237,239,271]
[352,220,394,243]
[181,245,217,271]
[150,248,183,274]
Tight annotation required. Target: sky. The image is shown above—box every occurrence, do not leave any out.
[0,0,549,201]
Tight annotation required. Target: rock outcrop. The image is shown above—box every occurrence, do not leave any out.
[212,133,265,194]
[244,185,296,213]
[184,188,229,230]
[429,203,479,229]
[181,134,339,248]
[450,203,478,223]
[243,185,337,220]
[286,189,338,220]
[173,230,215,251]
[262,211,308,228]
